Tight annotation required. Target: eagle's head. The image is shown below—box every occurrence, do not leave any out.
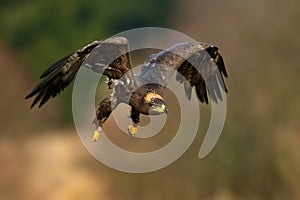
[144,93,168,115]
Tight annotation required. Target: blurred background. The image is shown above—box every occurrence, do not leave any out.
[1,0,300,199]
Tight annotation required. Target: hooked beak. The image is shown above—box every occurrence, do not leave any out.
[151,104,168,114]
[164,105,168,114]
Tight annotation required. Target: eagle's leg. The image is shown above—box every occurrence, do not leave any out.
[128,107,140,136]
[93,95,119,141]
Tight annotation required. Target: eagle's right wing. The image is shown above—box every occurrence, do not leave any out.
[25,37,133,108]
[141,42,228,103]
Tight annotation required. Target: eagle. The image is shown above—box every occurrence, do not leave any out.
[25,37,228,141]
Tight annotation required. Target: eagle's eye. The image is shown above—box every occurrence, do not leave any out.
[150,99,156,105]
[150,98,162,106]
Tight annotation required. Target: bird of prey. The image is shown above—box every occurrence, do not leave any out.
[25,37,228,141]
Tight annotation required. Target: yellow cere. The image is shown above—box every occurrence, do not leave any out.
[153,104,166,113]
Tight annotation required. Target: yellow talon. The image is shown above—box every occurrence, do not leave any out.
[93,130,100,141]
[128,124,138,136]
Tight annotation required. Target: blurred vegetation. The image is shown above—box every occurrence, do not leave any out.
[1,0,300,200]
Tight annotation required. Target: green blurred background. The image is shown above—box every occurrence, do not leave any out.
[1,0,300,199]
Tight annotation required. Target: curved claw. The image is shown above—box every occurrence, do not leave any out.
[128,124,138,136]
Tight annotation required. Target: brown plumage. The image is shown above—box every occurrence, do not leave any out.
[25,37,228,136]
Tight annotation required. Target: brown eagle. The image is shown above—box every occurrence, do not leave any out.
[25,37,228,140]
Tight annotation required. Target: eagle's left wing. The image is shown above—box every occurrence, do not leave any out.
[25,41,101,108]
[25,37,133,108]
[141,42,228,103]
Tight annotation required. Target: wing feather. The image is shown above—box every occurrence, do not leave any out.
[25,37,133,108]
[39,53,73,79]
[84,37,133,81]
[142,42,228,103]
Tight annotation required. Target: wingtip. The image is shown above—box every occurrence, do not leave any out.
[39,71,47,79]
[25,92,33,100]
[38,101,46,108]
[39,73,46,79]
[30,102,35,109]
[224,87,228,93]
[204,96,209,104]
[223,69,228,78]
[28,98,46,109]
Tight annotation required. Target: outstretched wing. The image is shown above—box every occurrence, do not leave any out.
[140,42,228,103]
[85,37,133,81]
[25,37,133,108]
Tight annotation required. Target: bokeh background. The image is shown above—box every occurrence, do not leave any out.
[1,0,300,199]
